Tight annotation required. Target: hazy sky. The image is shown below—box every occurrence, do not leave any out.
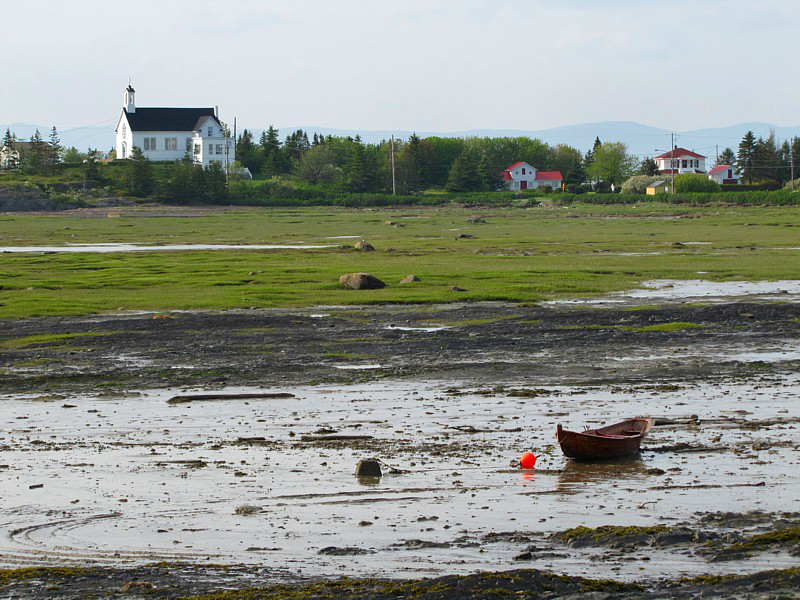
[2,0,798,132]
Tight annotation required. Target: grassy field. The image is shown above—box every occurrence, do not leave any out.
[0,203,798,318]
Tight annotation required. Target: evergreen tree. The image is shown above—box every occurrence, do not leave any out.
[445,149,482,192]
[158,161,199,203]
[125,146,156,197]
[83,149,101,183]
[258,125,284,174]
[236,129,262,173]
[639,157,659,176]
[753,132,780,183]
[283,129,310,165]
[737,131,757,184]
[582,137,602,181]
[23,129,47,175]
[778,140,792,185]
[399,133,423,194]
[205,162,228,202]
[565,160,587,186]
[1,128,17,170]
[341,139,372,192]
[261,150,281,178]
[48,126,62,174]
[717,147,736,167]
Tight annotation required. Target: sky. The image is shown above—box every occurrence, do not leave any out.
[2,0,799,134]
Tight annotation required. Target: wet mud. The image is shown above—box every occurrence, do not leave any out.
[1,299,800,598]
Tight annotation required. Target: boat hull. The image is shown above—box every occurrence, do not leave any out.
[556,418,652,461]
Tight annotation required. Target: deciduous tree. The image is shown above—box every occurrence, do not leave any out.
[586,141,637,185]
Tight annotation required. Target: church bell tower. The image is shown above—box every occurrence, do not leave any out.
[124,82,136,114]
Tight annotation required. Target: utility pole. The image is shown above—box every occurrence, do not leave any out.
[390,135,396,195]
[715,144,719,164]
[792,144,795,190]
[671,133,676,193]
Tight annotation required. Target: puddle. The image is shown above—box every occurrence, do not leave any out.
[0,243,333,253]
[627,280,800,299]
[1,375,798,581]
[332,364,383,370]
[548,279,800,306]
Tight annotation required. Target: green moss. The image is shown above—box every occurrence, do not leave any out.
[730,526,800,552]
[628,322,703,332]
[0,567,90,587]
[1,332,115,348]
[559,322,703,333]
[558,524,671,542]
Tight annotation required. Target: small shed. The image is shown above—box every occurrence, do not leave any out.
[646,180,671,195]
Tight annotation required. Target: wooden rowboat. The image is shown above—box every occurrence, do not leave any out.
[556,417,653,461]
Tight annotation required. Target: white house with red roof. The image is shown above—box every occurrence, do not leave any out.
[501,162,563,191]
[707,164,740,185]
[654,147,706,175]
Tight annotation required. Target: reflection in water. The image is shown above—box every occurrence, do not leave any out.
[556,456,646,492]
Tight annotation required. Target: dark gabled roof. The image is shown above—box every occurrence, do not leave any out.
[123,107,217,132]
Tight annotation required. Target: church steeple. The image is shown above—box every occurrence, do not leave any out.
[124,81,136,114]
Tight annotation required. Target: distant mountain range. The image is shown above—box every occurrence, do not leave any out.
[3,120,799,160]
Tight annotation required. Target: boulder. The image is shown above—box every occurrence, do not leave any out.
[355,459,382,477]
[449,286,467,292]
[399,275,421,284]
[339,273,386,290]
[355,240,376,252]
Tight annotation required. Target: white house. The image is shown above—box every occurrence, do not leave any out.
[114,84,234,168]
[707,164,740,185]
[501,162,563,190]
[654,147,706,175]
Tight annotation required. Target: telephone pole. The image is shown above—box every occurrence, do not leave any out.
[671,133,676,193]
[390,135,396,195]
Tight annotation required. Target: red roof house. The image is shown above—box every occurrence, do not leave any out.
[707,164,740,185]
[654,147,707,175]
[501,162,563,191]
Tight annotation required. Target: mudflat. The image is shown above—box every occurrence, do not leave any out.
[2,296,799,598]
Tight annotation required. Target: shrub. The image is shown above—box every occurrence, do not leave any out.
[621,175,667,194]
[674,173,720,193]
[782,179,800,191]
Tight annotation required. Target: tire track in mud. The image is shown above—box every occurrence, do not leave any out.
[2,508,225,567]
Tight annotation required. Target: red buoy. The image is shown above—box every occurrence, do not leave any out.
[520,452,537,469]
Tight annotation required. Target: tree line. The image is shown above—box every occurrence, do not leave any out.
[4,124,798,195]
[235,128,620,193]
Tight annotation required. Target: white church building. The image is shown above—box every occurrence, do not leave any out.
[115,84,234,168]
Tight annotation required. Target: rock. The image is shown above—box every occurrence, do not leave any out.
[355,240,376,252]
[120,582,153,593]
[466,217,487,223]
[513,551,533,561]
[234,504,262,515]
[454,233,474,239]
[318,546,375,556]
[355,459,382,477]
[448,286,467,292]
[339,273,386,290]
[399,275,421,284]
